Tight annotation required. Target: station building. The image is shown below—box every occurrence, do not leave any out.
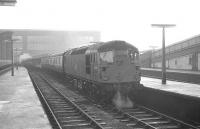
[140,34,200,71]
[0,32,12,67]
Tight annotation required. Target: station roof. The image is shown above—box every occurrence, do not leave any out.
[148,34,200,57]
[0,0,16,6]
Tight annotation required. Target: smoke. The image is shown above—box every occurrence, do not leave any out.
[19,53,32,63]
[112,91,134,109]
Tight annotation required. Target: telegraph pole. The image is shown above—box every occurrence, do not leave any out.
[151,24,176,84]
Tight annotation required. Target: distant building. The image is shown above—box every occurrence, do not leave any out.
[140,34,200,71]
[0,32,12,67]
[0,30,101,64]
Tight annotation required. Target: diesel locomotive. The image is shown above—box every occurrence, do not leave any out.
[30,40,141,101]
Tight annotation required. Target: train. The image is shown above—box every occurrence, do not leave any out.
[25,40,141,102]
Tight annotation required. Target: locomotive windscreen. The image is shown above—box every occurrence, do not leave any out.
[100,51,114,63]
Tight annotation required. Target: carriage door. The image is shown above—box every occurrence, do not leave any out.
[86,54,91,77]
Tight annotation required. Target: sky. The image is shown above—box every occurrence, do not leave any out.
[1,0,200,51]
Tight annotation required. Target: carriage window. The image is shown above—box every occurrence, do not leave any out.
[100,51,114,63]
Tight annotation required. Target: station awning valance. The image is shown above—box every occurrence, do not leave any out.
[0,0,16,6]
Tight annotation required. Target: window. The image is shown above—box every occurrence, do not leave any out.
[189,56,192,65]
[86,54,91,74]
[93,53,95,62]
[175,60,177,65]
[100,51,114,63]
[128,50,139,63]
[128,50,135,60]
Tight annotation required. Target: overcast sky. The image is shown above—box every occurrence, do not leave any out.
[1,0,200,51]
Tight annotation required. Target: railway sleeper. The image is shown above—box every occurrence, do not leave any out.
[54,110,77,113]
[48,101,67,104]
[53,107,75,110]
[154,124,180,129]
[123,108,141,112]
[130,111,146,114]
[133,114,153,118]
[56,112,80,117]
[144,120,170,125]
[52,105,72,108]
[61,119,89,124]
[126,122,137,126]
[139,116,162,121]
[62,122,91,128]
[59,116,83,120]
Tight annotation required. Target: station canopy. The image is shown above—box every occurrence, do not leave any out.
[0,0,16,6]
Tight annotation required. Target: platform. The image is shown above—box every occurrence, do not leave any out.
[0,67,52,129]
[142,68,200,75]
[141,77,200,98]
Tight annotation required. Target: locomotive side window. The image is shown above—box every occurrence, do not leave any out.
[128,50,139,63]
[86,54,90,65]
[135,52,139,60]
[100,51,114,63]
[128,50,135,60]
[86,54,91,74]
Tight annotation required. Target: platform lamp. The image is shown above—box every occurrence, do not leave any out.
[151,24,176,84]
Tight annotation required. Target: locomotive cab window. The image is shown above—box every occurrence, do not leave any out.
[100,51,114,63]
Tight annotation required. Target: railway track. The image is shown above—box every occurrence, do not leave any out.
[29,69,199,129]
[29,72,108,129]
[29,71,134,129]
[101,104,199,129]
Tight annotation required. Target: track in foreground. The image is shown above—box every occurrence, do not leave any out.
[29,70,199,129]
[101,102,200,129]
[29,72,109,129]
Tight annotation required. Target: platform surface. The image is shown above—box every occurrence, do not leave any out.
[0,67,52,129]
[142,67,200,75]
[141,77,200,98]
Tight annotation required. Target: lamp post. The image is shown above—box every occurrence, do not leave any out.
[151,24,176,84]
[11,39,14,76]
[5,38,19,76]
[4,39,14,76]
